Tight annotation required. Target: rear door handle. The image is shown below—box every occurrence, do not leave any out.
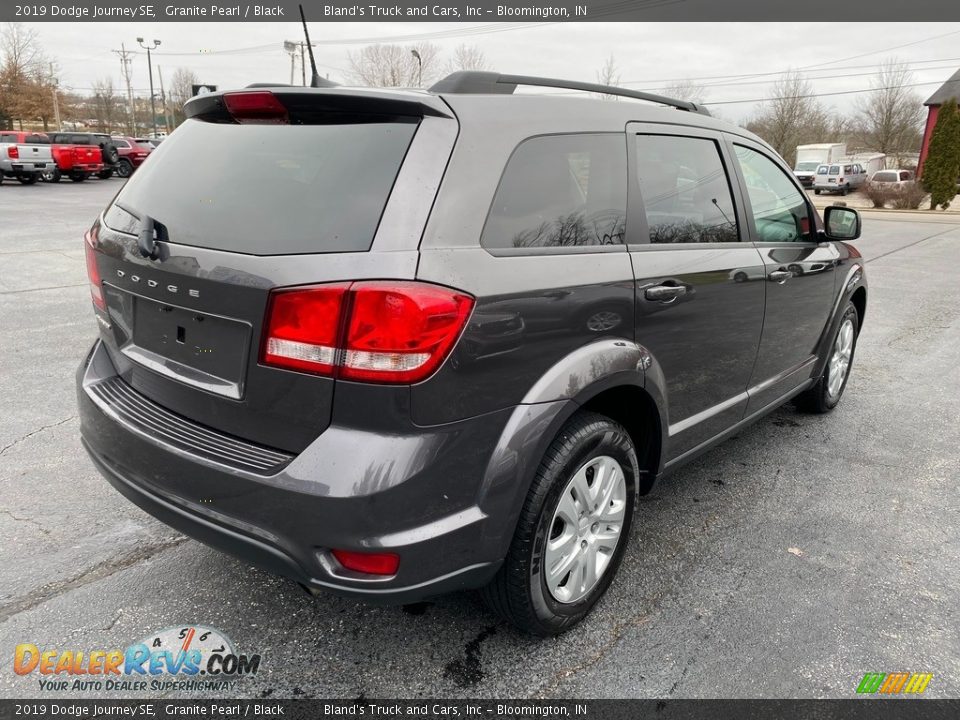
[768,270,792,283]
[644,285,687,302]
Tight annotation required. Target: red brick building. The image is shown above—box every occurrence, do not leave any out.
[917,68,960,179]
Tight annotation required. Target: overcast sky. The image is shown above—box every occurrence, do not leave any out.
[22,21,960,122]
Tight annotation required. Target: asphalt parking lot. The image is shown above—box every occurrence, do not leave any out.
[1,179,958,699]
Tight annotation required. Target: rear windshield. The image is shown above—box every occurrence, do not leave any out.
[795,162,819,171]
[106,118,418,255]
[873,171,897,182]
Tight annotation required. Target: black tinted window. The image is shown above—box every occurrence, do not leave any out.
[635,134,739,244]
[481,134,627,250]
[106,118,419,255]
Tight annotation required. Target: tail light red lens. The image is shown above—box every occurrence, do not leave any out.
[222,91,288,124]
[262,284,349,375]
[261,281,474,384]
[84,227,105,311]
[341,282,474,383]
[7,145,18,159]
[331,549,400,576]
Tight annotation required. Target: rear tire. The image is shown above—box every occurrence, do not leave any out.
[42,168,61,183]
[481,411,638,636]
[17,173,39,185]
[97,168,114,180]
[116,159,133,178]
[69,172,87,182]
[795,302,859,414]
[814,189,821,195]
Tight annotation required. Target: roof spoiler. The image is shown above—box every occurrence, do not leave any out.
[430,71,711,116]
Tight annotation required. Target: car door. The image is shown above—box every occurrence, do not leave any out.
[626,124,766,462]
[727,139,839,413]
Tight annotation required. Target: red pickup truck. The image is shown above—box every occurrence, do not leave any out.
[43,132,105,182]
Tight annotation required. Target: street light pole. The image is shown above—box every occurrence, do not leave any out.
[137,37,161,137]
[411,49,422,88]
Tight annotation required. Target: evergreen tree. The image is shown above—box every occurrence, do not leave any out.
[923,98,960,210]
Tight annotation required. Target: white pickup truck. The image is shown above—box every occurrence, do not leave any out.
[0,131,54,185]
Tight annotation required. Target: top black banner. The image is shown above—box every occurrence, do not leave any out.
[5,0,960,22]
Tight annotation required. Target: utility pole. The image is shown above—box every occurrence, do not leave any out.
[113,43,136,135]
[137,37,161,138]
[48,63,61,131]
[283,41,299,85]
[157,65,172,133]
[300,42,306,86]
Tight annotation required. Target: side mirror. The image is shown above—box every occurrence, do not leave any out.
[823,205,861,241]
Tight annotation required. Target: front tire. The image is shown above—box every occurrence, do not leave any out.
[481,411,638,635]
[814,189,821,195]
[42,168,61,182]
[796,302,859,413]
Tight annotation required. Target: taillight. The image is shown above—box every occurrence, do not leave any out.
[84,226,105,311]
[331,549,400,576]
[7,145,18,159]
[222,91,288,124]
[341,282,474,383]
[261,281,474,384]
[262,284,349,375]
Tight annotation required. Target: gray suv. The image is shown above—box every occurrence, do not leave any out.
[77,72,867,635]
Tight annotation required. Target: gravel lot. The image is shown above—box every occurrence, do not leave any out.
[1,179,958,699]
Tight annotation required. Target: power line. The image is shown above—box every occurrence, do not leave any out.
[704,79,945,106]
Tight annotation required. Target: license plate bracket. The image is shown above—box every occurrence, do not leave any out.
[121,292,251,399]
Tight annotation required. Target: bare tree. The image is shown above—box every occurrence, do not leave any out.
[169,67,199,126]
[595,55,620,100]
[348,42,441,88]
[852,58,924,162]
[91,78,119,132]
[660,79,708,106]
[0,22,55,129]
[744,69,831,167]
[444,44,489,74]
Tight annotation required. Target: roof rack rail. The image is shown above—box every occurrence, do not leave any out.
[429,71,710,116]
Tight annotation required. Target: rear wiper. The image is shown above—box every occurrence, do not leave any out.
[137,215,166,260]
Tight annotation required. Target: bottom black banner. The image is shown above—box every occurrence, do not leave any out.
[1,700,959,720]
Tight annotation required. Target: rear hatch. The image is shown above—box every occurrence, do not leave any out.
[87,87,456,453]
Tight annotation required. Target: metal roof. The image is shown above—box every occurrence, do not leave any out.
[924,68,960,106]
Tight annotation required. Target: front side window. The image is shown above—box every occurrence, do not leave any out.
[634,134,739,244]
[481,134,627,250]
[734,145,814,244]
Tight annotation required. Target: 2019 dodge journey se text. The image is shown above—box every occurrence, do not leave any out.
[77,72,867,635]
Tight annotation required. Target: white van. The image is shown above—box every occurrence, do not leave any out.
[814,163,868,195]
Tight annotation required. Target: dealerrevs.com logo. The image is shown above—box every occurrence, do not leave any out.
[14,626,261,693]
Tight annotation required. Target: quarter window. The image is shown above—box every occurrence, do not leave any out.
[634,134,739,244]
[481,134,627,250]
[734,145,814,243]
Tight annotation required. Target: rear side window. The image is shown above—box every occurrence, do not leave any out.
[634,134,739,244]
[829,165,840,174]
[107,118,419,255]
[817,166,828,175]
[481,134,627,250]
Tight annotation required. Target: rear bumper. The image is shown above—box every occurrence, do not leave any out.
[1,162,48,173]
[77,341,511,604]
